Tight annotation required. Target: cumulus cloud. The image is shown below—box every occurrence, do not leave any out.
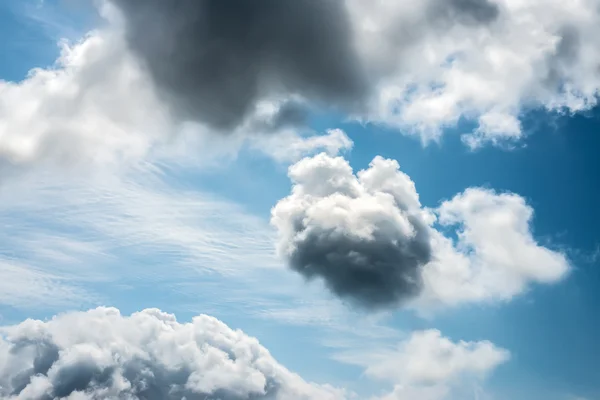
[272,153,570,309]
[365,330,509,385]
[271,153,433,309]
[333,329,509,400]
[349,0,600,145]
[374,331,509,400]
[0,28,167,170]
[0,307,346,400]
[419,188,571,307]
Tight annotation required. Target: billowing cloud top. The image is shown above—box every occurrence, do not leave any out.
[0,307,345,400]
[271,153,432,309]
[272,153,570,310]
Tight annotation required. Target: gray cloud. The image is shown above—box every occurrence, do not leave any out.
[288,215,430,309]
[271,153,432,309]
[0,307,345,400]
[432,0,500,26]
[110,0,368,132]
[543,25,582,91]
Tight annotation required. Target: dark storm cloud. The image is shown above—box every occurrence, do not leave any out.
[109,0,368,132]
[288,214,431,310]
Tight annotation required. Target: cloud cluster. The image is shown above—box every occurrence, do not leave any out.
[0,307,345,400]
[110,0,367,131]
[2,0,599,173]
[271,153,432,309]
[349,0,600,145]
[420,187,571,307]
[109,0,600,147]
[272,153,570,309]
[0,307,510,400]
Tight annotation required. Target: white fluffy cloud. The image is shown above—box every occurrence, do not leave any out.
[272,153,570,309]
[0,307,346,400]
[334,329,509,400]
[349,0,600,146]
[365,330,509,385]
[420,187,571,307]
[0,307,512,400]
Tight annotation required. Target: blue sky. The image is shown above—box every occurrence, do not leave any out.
[0,1,599,400]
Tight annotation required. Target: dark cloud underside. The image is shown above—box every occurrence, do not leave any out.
[110,0,367,131]
[288,214,431,309]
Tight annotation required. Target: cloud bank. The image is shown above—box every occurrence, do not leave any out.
[0,307,510,400]
[272,153,570,309]
[0,307,345,400]
[2,0,599,174]
[271,153,432,309]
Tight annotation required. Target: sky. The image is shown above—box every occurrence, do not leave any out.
[0,0,599,399]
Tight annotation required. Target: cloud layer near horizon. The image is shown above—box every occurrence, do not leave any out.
[0,307,508,400]
[272,153,570,309]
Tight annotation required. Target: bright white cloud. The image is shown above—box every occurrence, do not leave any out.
[0,307,346,399]
[365,330,509,385]
[252,128,353,163]
[272,153,570,310]
[335,329,509,400]
[420,188,571,307]
[0,28,168,170]
[0,307,510,400]
[349,0,600,146]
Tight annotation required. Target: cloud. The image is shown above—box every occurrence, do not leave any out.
[107,0,600,148]
[0,260,91,310]
[334,329,509,400]
[252,128,353,164]
[420,187,571,307]
[350,0,600,145]
[0,28,167,171]
[271,153,433,309]
[272,153,570,310]
[0,307,346,400]
[0,11,350,175]
[109,0,368,132]
[3,0,599,174]
[364,330,509,385]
